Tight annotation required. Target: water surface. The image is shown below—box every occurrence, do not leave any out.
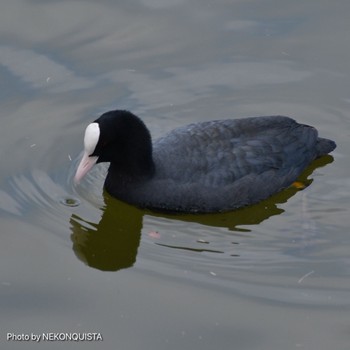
[0,1,349,349]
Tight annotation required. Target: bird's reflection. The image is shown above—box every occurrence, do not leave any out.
[70,197,142,271]
[70,155,334,271]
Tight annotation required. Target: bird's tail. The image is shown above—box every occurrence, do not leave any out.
[316,137,336,157]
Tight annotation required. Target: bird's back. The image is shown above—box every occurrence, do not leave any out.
[153,116,323,187]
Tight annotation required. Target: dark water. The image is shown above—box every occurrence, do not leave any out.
[1,1,349,349]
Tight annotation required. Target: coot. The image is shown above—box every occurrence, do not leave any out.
[74,110,336,213]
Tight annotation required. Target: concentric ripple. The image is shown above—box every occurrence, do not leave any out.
[57,153,350,307]
[4,150,348,307]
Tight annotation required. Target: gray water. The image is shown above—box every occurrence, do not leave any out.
[0,1,349,349]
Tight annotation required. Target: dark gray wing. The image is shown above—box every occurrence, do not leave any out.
[153,116,318,187]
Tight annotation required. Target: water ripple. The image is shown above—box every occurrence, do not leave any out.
[6,153,349,307]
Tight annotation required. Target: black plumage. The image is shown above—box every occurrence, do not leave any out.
[77,110,336,213]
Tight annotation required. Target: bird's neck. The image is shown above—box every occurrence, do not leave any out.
[106,157,155,185]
